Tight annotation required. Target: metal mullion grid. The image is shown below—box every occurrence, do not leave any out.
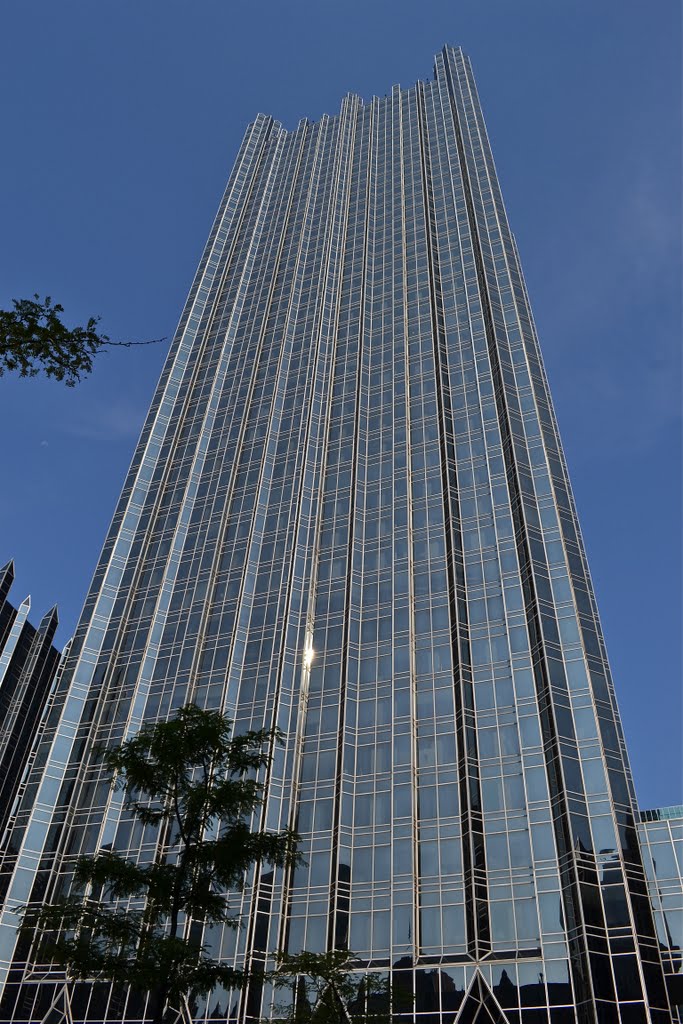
[454,48,643,991]
[74,127,287,759]
[461,55,673,1018]
[442,46,658,1020]
[443,49,599,1008]
[420,70,492,962]
[226,116,354,1007]
[86,123,302,907]
[101,130,301,727]
[0,114,282,1007]
[360,86,405,964]
[399,89,429,991]
[240,107,359,1010]
[282,100,373,963]
[327,93,379,967]
[74,132,299,978]
[359,95,395,964]
[183,124,320,725]
[414,104,462,962]
[252,99,361,977]
[220,124,340,968]
[225,116,336,727]
[88,137,278,678]
[157,178,307,704]
[495,31,648,904]
[208,118,336,979]
[79,118,272,632]
[436,64,552,966]
[239,114,344,983]
[401,85,435,980]
[133,126,282,547]
[393,86,434,980]
[184,135,309,549]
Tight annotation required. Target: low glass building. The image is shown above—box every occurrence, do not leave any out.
[638,808,683,1021]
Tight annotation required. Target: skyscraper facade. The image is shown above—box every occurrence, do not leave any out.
[0,45,678,1023]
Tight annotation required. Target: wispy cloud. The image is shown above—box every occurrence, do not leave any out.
[538,156,681,460]
[624,163,680,282]
[59,399,146,443]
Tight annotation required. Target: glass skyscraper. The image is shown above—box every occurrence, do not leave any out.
[0,45,679,1023]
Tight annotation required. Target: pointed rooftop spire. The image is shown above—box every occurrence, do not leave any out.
[37,606,59,645]
[41,605,59,625]
[0,560,15,602]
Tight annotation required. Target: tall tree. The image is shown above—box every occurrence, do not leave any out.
[21,704,301,1023]
[0,294,164,386]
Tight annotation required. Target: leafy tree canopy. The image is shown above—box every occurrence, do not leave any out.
[21,704,302,1024]
[0,294,164,386]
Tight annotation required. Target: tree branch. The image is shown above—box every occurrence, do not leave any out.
[100,337,166,349]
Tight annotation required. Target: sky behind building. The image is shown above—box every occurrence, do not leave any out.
[0,0,680,816]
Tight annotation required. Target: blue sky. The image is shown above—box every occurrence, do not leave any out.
[1,0,680,808]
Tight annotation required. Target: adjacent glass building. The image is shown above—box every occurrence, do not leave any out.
[0,45,679,1023]
[0,561,62,845]
[639,808,683,1020]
